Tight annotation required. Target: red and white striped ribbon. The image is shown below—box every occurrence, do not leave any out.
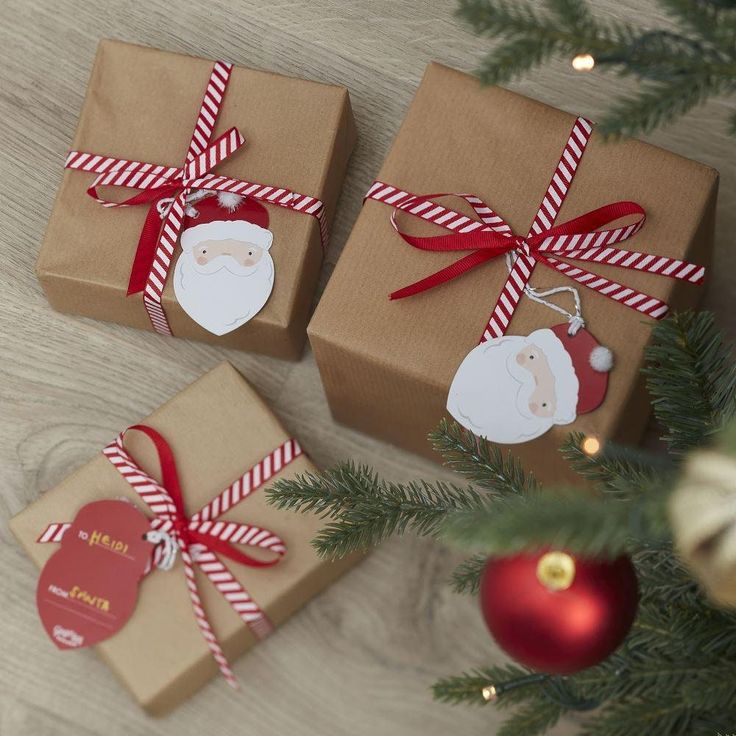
[365,116,704,342]
[65,61,328,336]
[484,117,593,341]
[37,429,303,688]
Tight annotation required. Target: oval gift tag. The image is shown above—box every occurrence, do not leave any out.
[36,499,153,650]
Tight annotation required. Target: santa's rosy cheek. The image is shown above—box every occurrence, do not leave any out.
[243,258,255,267]
[196,255,208,265]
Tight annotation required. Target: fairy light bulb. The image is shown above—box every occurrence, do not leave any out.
[582,435,601,456]
[481,685,498,702]
[572,54,595,72]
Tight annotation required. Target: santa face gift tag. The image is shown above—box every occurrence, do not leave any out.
[447,324,613,444]
[37,500,153,649]
[173,193,275,335]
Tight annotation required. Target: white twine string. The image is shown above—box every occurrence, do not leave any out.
[156,189,212,219]
[145,529,178,571]
[506,252,585,336]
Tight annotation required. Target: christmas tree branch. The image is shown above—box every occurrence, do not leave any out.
[430,418,539,496]
[644,311,736,454]
[449,553,487,594]
[455,0,736,137]
[560,432,672,497]
[497,700,565,736]
[441,484,670,558]
[267,463,486,557]
[596,74,728,137]
[660,0,733,48]
[432,664,540,706]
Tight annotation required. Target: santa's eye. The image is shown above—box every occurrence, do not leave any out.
[529,354,535,360]
[248,251,253,256]
[202,249,207,254]
[542,402,547,408]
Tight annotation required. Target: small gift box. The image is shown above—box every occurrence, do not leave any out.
[10,363,360,714]
[308,62,719,483]
[37,40,356,359]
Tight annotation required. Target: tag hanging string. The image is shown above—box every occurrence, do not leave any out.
[364,116,705,345]
[505,252,585,335]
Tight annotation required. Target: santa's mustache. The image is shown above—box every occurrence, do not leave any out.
[183,251,261,277]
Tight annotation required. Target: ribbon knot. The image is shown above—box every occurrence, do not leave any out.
[515,238,532,258]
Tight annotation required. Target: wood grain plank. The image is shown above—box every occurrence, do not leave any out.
[0,1,733,734]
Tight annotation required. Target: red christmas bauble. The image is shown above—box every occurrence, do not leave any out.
[480,550,638,674]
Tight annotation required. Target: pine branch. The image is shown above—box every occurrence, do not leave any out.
[430,419,539,496]
[644,311,736,454]
[560,432,671,497]
[572,649,736,705]
[660,0,734,47]
[456,0,736,137]
[596,75,727,138]
[580,698,696,736]
[442,485,670,557]
[475,36,557,85]
[432,664,537,706]
[497,699,565,736]
[449,553,487,594]
[633,545,700,606]
[267,463,485,557]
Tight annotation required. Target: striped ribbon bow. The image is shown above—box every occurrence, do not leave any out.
[37,424,304,688]
[366,116,705,345]
[65,61,328,336]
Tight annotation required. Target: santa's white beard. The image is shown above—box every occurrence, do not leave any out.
[447,337,556,444]
[173,251,274,336]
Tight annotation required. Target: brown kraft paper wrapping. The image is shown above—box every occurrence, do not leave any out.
[37,39,357,360]
[308,62,719,484]
[10,363,361,714]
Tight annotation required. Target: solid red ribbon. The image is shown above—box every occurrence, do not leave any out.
[125,424,281,569]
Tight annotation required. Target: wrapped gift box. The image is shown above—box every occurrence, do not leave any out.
[10,363,361,714]
[37,40,356,359]
[308,62,719,483]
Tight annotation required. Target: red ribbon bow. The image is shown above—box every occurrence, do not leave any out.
[65,61,328,336]
[366,116,705,345]
[39,425,304,688]
[386,198,647,301]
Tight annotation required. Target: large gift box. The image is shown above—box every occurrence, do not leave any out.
[10,363,360,714]
[37,40,356,359]
[308,62,718,483]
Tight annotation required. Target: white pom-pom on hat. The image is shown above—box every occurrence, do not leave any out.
[217,192,245,212]
[589,345,614,373]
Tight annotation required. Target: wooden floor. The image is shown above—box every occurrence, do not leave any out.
[1,1,734,734]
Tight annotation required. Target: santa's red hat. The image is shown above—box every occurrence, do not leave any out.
[180,192,272,251]
[525,325,613,424]
[550,323,613,415]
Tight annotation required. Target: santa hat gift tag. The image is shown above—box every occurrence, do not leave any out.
[447,324,613,444]
[173,192,275,336]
